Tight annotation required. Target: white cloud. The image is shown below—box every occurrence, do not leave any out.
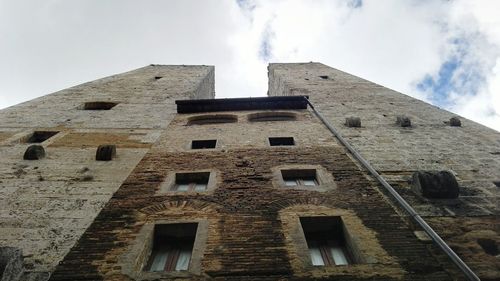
[0,0,498,131]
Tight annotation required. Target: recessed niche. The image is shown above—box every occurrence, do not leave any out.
[477,238,498,256]
[23,131,59,143]
[82,102,118,110]
[269,137,295,146]
[248,112,296,122]
[191,140,217,149]
[187,114,237,125]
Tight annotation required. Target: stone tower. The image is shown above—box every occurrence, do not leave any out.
[0,63,498,281]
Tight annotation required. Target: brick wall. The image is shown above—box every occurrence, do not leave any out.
[50,109,455,280]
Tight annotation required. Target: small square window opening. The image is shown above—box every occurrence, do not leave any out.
[300,217,353,266]
[172,172,210,192]
[83,102,118,110]
[269,137,295,146]
[146,223,197,272]
[191,140,217,149]
[24,131,59,143]
[281,169,318,187]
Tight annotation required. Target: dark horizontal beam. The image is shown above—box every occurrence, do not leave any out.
[176,96,309,113]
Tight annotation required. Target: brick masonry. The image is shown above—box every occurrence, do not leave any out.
[50,109,455,280]
[1,63,497,281]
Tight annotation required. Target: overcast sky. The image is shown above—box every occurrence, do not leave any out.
[0,0,499,131]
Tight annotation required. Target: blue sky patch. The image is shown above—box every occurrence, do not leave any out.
[347,0,363,8]
[417,57,460,106]
[236,0,256,12]
[416,37,485,108]
[259,23,274,61]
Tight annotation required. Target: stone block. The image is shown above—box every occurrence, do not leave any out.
[23,145,45,160]
[345,117,361,127]
[449,117,461,127]
[95,145,116,161]
[412,171,460,199]
[396,115,411,127]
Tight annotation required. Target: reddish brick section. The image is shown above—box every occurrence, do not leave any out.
[50,147,456,281]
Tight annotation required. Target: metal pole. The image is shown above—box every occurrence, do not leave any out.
[304,97,480,281]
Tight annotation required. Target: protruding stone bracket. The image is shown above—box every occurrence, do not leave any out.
[412,170,460,199]
[396,115,412,127]
[95,144,116,161]
[345,117,361,128]
[23,145,45,160]
[449,117,462,127]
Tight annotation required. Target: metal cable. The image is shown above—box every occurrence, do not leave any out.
[304,97,480,281]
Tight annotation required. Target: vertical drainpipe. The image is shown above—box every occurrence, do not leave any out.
[303,97,480,281]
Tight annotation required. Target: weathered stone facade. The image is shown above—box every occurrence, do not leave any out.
[268,63,500,280]
[0,65,214,280]
[1,63,498,280]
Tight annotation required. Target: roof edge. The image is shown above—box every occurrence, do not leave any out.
[176,96,308,113]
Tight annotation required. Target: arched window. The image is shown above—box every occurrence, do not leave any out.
[247,112,296,122]
[187,114,237,125]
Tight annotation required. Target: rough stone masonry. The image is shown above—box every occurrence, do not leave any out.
[0,63,498,281]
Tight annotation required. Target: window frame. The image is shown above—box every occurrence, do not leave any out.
[279,206,403,278]
[281,169,320,187]
[171,172,210,192]
[272,165,337,192]
[145,223,198,273]
[118,219,209,279]
[300,217,354,267]
[158,170,217,194]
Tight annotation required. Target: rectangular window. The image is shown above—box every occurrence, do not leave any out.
[300,217,353,266]
[147,223,197,272]
[23,131,59,143]
[191,139,217,149]
[172,172,210,192]
[269,137,295,146]
[83,101,117,110]
[281,169,318,186]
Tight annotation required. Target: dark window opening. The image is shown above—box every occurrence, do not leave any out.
[23,131,59,143]
[281,169,318,186]
[248,112,296,122]
[191,140,217,149]
[83,102,118,110]
[493,181,500,188]
[477,238,498,256]
[146,223,197,272]
[188,114,237,125]
[319,75,329,79]
[154,76,163,80]
[172,172,210,192]
[300,217,354,266]
[269,137,295,146]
